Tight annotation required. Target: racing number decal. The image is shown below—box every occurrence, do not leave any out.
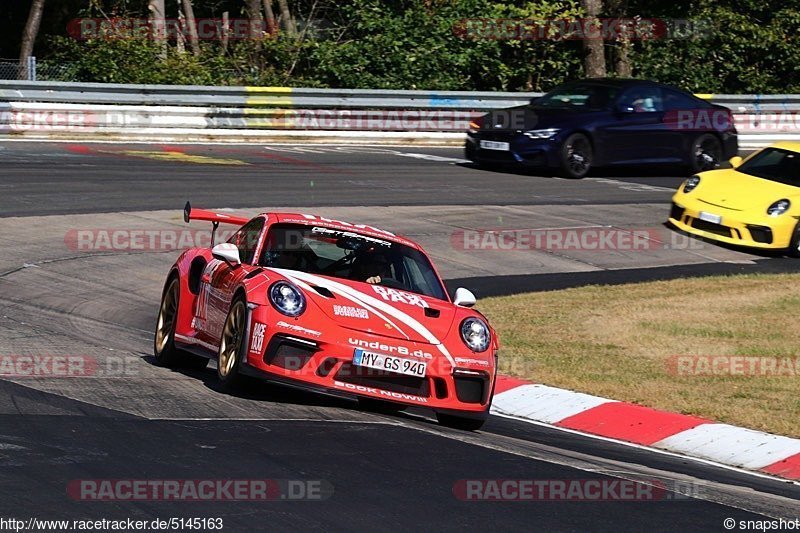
[371,286,429,308]
[192,259,223,331]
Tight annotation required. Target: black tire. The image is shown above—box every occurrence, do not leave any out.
[558,133,592,179]
[688,134,722,173]
[788,222,800,258]
[216,296,247,389]
[154,277,208,369]
[436,412,486,431]
[358,398,407,414]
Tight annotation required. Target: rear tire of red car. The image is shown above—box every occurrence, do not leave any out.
[217,295,247,389]
[689,134,722,173]
[436,412,486,431]
[154,277,208,369]
[788,222,800,258]
[558,133,592,179]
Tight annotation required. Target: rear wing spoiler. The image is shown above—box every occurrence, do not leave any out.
[183,201,250,246]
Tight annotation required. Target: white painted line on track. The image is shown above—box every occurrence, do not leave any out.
[586,177,676,192]
[490,411,800,488]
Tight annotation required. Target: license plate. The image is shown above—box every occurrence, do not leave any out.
[479,140,510,151]
[699,211,722,224]
[352,349,427,378]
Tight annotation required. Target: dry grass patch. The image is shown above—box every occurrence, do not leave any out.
[479,273,800,437]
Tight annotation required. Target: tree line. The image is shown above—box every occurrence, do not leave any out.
[11,0,800,93]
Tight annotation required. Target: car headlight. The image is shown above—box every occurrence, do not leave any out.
[767,199,791,217]
[269,281,306,317]
[683,175,701,193]
[460,317,491,352]
[524,128,559,139]
[468,115,485,134]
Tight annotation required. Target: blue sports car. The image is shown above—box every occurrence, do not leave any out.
[465,78,738,178]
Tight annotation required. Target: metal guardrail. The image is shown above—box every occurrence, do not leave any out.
[0,80,798,147]
[0,80,539,109]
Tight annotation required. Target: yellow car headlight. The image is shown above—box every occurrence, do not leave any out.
[767,199,791,217]
[683,175,701,193]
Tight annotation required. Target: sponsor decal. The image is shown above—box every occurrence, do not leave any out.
[333,380,429,403]
[250,322,267,354]
[333,305,369,319]
[310,226,391,248]
[454,357,491,367]
[275,321,322,337]
[348,338,433,359]
[301,214,396,237]
[371,286,429,308]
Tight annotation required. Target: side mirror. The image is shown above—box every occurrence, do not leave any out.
[529,96,541,105]
[212,243,241,266]
[729,156,743,168]
[453,287,476,308]
[617,103,635,114]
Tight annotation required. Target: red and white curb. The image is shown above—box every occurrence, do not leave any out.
[491,376,800,481]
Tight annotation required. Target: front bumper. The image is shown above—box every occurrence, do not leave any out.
[668,200,798,250]
[465,132,560,168]
[243,322,495,415]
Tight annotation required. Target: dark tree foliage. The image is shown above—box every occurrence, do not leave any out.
[2,0,797,93]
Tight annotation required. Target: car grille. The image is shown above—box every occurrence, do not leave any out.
[454,374,488,404]
[690,219,732,237]
[478,131,516,142]
[746,225,774,244]
[476,150,517,163]
[670,203,685,222]
[336,363,430,397]
[264,336,318,370]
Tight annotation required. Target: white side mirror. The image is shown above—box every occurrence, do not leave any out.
[212,243,241,266]
[453,287,476,307]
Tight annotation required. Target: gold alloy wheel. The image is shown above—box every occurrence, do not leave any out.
[218,300,245,378]
[155,279,179,354]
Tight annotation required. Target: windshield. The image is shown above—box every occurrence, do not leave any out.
[535,83,620,110]
[259,224,447,300]
[736,148,800,186]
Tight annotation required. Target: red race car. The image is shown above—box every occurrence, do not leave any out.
[154,203,498,430]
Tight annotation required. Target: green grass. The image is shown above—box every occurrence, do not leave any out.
[479,273,800,437]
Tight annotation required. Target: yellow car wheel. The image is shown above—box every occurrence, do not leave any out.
[789,222,800,258]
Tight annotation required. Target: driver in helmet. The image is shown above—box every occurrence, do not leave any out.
[351,250,392,284]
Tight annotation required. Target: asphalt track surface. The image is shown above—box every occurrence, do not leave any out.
[1,141,798,531]
[0,141,686,217]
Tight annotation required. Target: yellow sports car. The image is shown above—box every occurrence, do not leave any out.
[669,142,800,256]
